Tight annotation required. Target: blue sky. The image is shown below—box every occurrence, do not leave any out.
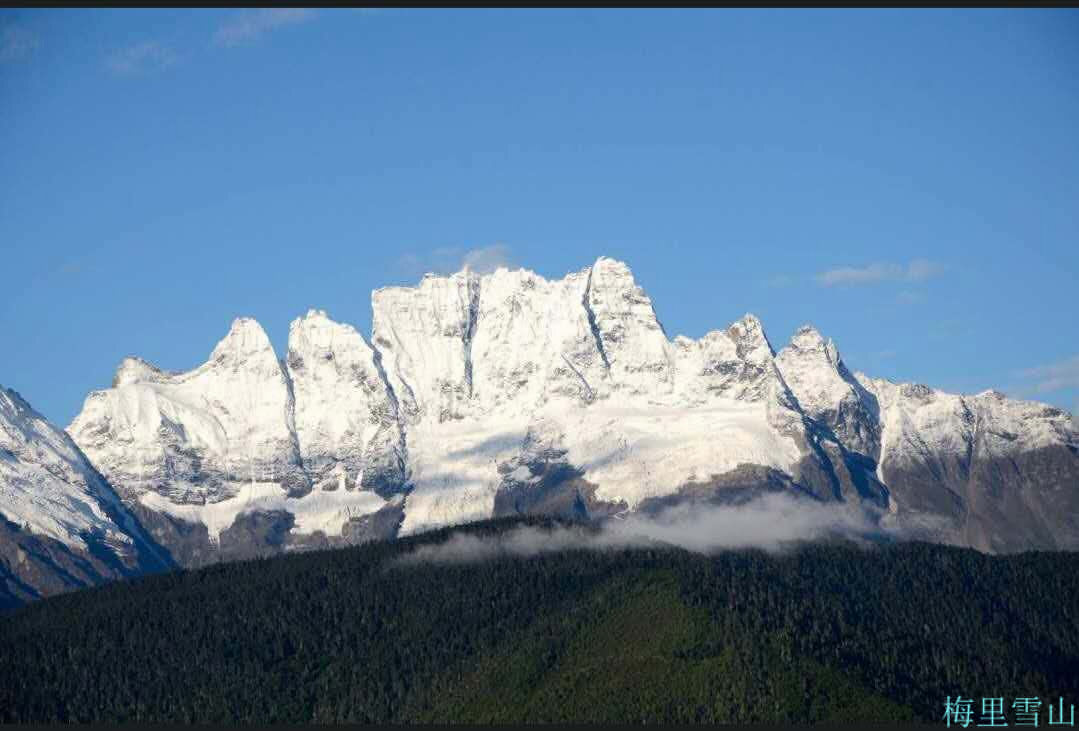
[2,8,1077,425]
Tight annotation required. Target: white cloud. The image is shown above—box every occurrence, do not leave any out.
[0,24,39,63]
[815,259,943,287]
[395,492,882,566]
[461,244,514,274]
[214,8,316,47]
[106,41,177,76]
[1019,355,1079,395]
[397,245,516,279]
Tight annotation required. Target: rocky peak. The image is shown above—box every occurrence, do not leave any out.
[1,386,132,552]
[775,324,880,456]
[288,309,375,364]
[726,314,775,363]
[787,325,841,367]
[112,357,166,387]
[285,309,403,494]
[584,257,671,393]
[210,317,276,365]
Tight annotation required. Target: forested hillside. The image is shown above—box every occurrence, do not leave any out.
[2,517,1077,724]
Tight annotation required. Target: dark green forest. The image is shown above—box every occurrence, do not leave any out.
[1,516,1077,724]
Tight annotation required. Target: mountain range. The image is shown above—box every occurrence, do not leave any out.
[2,256,1077,604]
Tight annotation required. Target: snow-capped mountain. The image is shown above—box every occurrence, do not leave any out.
[0,387,171,606]
[28,256,1079,569]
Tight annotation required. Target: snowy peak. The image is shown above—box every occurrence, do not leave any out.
[857,372,1077,462]
[0,386,174,604]
[286,308,404,492]
[371,270,479,422]
[775,325,880,455]
[112,318,277,389]
[668,315,787,406]
[68,315,304,509]
[775,325,849,406]
[370,256,681,418]
[585,257,671,393]
[727,314,775,363]
[968,391,1077,452]
[210,317,277,366]
[288,309,376,363]
[112,357,167,387]
[1,386,132,553]
[468,265,601,409]
[787,325,841,367]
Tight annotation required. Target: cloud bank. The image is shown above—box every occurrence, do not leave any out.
[394,492,881,565]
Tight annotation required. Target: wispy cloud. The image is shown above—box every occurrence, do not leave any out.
[0,24,39,63]
[398,245,516,279]
[815,259,943,287]
[394,493,883,566]
[214,8,316,47]
[1018,355,1079,395]
[106,41,177,76]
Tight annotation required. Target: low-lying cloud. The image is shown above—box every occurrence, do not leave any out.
[394,492,882,566]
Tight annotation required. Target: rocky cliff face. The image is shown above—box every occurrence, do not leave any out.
[41,256,1079,566]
